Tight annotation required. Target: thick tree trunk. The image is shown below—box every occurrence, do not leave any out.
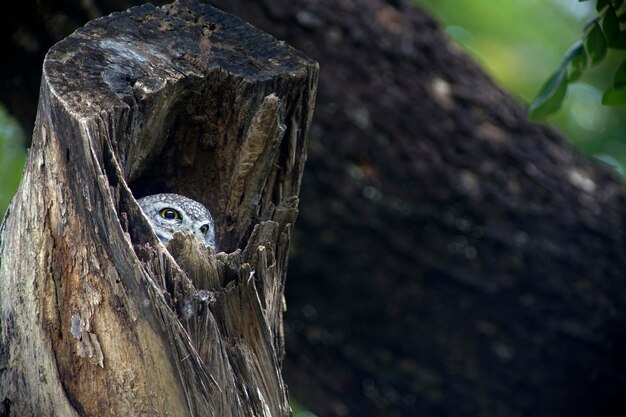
[0,1,318,416]
[206,2,626,417]
[3,1,626,417]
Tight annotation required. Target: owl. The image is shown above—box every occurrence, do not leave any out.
[137,193,216,249]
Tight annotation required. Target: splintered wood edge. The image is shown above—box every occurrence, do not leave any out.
[0,0,318,416]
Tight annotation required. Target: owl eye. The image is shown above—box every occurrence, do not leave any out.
[160,208,181,220]
[199,224,211,236]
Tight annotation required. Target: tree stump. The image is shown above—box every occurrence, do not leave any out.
[0,1,318,416]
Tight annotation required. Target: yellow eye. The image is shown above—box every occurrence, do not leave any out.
[159,208,181,220]
[200,224,210,236]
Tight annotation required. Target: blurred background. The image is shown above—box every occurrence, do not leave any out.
[2,0,624,216]
[0,105,25,214]
[417,0,626,176]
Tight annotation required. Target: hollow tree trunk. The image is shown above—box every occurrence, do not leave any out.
[0,1,318,416]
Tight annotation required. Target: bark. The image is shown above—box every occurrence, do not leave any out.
[3,1,626,417]
[205,2,626,417]
[0,1,318,416]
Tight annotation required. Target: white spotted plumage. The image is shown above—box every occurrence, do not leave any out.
[137,193,216,249]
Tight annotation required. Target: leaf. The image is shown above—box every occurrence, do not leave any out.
[613,61,626,89]
[602,6,620,45]
[608,31,626,49]
[585,22,608,65]
[564,42,588,81]
[529,67,568,120]
[611,0,624,7]
[602,86,626,105]
[583,17,601,32]
[597,0,610,11]
[619,11,626,22]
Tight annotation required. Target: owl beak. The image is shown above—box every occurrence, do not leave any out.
[155,231,171,244]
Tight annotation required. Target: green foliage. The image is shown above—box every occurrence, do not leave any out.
[602,5,622,46]
[566,43,589,81]
[602,84,626,103]
[417,0,626,176]
[529,1,626,119]
[613,60,626,87]
[529,67,569,120]
[416,0,585,101]
[0,106,26,218]
[291,399,318,417]
[586,22,607,65]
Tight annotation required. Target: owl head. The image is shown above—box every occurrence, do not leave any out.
[137,193,216,249]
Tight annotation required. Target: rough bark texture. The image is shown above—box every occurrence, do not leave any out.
[3,1,626,417]
[0,1,318,416]
[206,2,626,417]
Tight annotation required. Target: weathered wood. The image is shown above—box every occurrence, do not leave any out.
[0,1,318,416]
